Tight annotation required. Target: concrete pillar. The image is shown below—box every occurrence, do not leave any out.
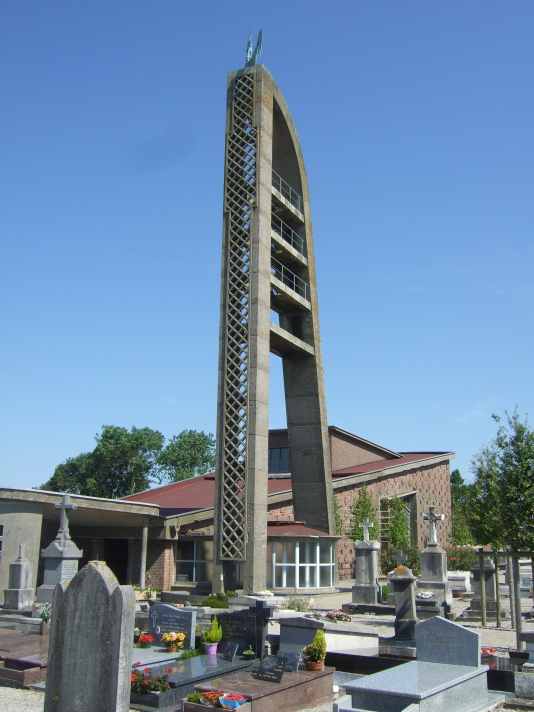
[139,526,148,589]
[352,540,380,604]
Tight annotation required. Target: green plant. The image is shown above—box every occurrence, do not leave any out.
[350,486,379,541]
[179,648,201,660]
[202,593,229,608]
[130,670,171,695]
[447,546,477,571]
[303,629,327,663]
[202,616,222,644]
[379,584,390,602]
[226,589,237,599]
[39,602,51,623]
[285,597,309,612]
[186,690,203,703]
[333,496,344,536]
[242,645,255,657]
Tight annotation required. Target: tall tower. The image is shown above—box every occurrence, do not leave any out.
[215,61,334,593]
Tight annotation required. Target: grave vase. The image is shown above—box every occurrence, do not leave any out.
[203,642,218,656]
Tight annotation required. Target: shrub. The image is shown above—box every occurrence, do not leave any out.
[202,616,223,644]
[202,593,230,608]
[285,597,310,612]
[303,629,327,663]
[447,546,477,571]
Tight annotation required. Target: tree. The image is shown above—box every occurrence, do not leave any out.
[450,468,474,545]
[388,497,411,553]
[333,496,344,536]
[350,486,379,541]
[493,411,534,551]
[468,442,504,547]
[157,430,216,482]
[42,425,164,499]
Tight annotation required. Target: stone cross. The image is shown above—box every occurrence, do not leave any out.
[362,518,374,543]
[55,494,76,545]
[423,506,445,546]
[44,561,135,712]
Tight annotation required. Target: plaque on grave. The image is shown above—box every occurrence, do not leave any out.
[279,650,303,672]
[253,655,286,682]
[148,603,196,649]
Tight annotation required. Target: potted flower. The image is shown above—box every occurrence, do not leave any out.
[202,617,222,656]
[137,632,155,649]
[241,645,255,660]
[161,631,186,652]
[303,629,327,672]
[130,669,177,707]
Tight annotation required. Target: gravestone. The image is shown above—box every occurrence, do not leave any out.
[3,544,34,610]
[37,494,83,604]
[461,555,505,620]
[148,602,196,649]
[253,654,286,682]
[379,565,418,658]
[44,561,135,712]
[278,616,324,655]
[342,616,505,712]
[417,507,451,616]
[416,616,479,666]
[352,518,380,605]
[218,600,273,658]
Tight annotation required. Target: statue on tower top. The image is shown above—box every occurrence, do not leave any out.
[245,30,263,67]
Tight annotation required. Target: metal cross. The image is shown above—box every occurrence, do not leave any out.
[362,518,374,543]
[55,493,77,545]
[423,506,445,546]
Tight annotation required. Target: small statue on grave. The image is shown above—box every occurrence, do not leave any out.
[423,506,445,547]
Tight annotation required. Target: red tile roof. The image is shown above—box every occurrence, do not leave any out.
[125,450,450,515]
[332,452,446,476]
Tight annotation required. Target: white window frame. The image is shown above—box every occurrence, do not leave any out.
[271,539,335,589]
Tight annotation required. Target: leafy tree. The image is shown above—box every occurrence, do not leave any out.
[388,496,411,553]
[468,442,504,547]
[157,430,215,482]
[350,486,379,541]
[42,425,164,499]
[450,469,474,545]
[493,411,534,551]
[333,496,344,536]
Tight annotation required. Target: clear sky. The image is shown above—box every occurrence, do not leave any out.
[2,1,533,489]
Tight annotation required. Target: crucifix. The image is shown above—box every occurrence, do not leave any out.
[55,493,77,547]
[362,518,374,543]
[423,506,445,546]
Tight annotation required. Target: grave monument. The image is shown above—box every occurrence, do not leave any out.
[352,518,380,605]
[37,494,83,604]
[379,564,418,658]
[213,37,335,593]
[416,506,451,616]
[339,616,505,712]
[3,544,34,611]
[44,560,135,712]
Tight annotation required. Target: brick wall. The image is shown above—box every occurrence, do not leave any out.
[270,459,452,581]
[146,541,175,591]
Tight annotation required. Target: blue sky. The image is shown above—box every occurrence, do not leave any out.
[1,1,533,489]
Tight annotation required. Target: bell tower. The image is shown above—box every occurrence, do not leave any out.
[214,59,334,593]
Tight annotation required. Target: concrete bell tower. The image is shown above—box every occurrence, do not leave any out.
[214,60,334,594]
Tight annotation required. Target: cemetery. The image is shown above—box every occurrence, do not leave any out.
[0,21,533,712]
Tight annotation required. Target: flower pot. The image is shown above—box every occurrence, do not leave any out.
[138,642,152,649]
[305,659,325,672]
[203,642,219,656]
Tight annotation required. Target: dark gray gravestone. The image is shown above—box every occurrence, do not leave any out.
[148,603,196,649]
[253,655,286,682]
[218,601,273,658]
[415,616,480,667]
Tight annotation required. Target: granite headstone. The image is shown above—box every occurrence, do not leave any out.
[148,603,196,649]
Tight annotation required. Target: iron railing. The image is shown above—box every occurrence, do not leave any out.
[272,169,303,214]
[271,214,305,256]
[271,257,310,301]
